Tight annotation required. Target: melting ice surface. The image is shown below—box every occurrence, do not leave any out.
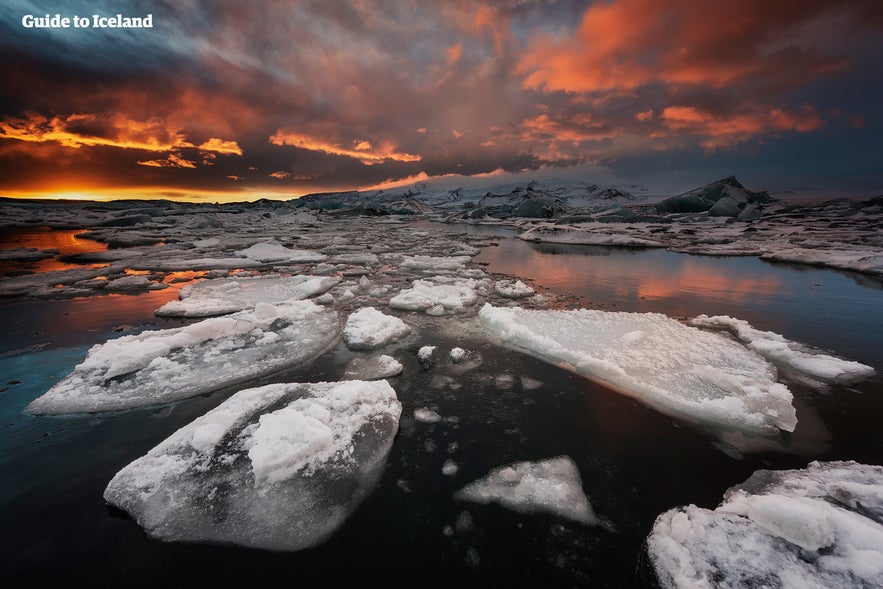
[155,274,341,317]
[688,315,875,384]
[104,380,402,551]
[455,456,600,526]
[479,303,803,434]
[28,301,341,414]
[647,461,883,589]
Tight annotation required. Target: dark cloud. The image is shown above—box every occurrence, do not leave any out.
[0,0,881,199]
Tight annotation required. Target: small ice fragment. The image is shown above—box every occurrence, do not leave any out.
[417,345,436,367]
[495,279,535,299]
[414,407,442,423]
[442,460,459,477]
[449,347,468,363]
[343,355,403,380]
[455,456,600,526]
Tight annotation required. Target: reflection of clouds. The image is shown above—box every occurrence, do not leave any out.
[478,239,784,312]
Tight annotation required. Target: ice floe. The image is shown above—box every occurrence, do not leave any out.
[155,274,341,317]
[343,306,411,350]
[234,240,327,263]
[479,304,798,434]
[494,279,535,299]
[413,407,442,423]
[343,355,403,380]
[104,380,401,551]
[388,277,484,314]
[689,315,875,384]
[520,225,664,247]
[28,301,341,414]
[454,456,601,526]
[647,461,883,589]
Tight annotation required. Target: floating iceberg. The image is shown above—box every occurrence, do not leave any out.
[647,461,883,589]
[399,255,473,271]
[342,355,403,380]
[454,456,600,526]
[689,315,875,383]
[494,279,535,299]
[389,278,482,314]
[343,307,411,350]
[104,380,402,551]
[155,274,341,317]
[234,240,327,263]
[479,304,797,433]
[28,301,341,414]
[519,225,664,247]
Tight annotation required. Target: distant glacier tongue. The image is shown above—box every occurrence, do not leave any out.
[103,380,402,551]
[478,303,798,435]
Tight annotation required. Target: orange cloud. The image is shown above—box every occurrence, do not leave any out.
[269,130,421,164]
[198,137,243,155]
[660,104,825,148]
[517,0,852,94]
[0,112,194,151]
[137,152,198,168]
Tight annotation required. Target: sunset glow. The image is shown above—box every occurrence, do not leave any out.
[0,0,880,201]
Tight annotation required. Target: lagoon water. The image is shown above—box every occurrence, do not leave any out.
[1,226,881,585]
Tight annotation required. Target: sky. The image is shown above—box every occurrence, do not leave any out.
[1,0,881,202]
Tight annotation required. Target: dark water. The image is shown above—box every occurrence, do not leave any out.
[1,227,882,586]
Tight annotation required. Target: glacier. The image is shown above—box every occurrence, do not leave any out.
[103,380,401,551]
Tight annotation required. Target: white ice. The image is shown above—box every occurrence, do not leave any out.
[399,255,473,272]
[647,461,883,589]
[28,301,341,414]
[454,456,600,526]
[689,315,876,384]
[413,407,442,423]
[479,304,798,434]
[343,306,411,350]
[234,240,327,263]
[520,224,664,247]
[155,274,341,317]
[494,279,535,299]
[343,355,403,380]
[103,380,402,551]
[389,277,483,314]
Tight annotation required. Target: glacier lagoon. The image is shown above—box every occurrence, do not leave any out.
[1,217,882,586]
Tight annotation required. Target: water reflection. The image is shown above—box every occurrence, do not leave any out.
[0,227,108,275]
[476,237,883,369]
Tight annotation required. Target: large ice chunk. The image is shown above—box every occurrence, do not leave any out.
[479,304,797,433]
[688,315,876,384]
[104,380,402,551]
[343,307,410,350]
[155,274,342,317]
[454,456,600,526]
[28,301,341,414]
[647,461,883,589]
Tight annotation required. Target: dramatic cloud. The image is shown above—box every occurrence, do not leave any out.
[0,0,880,199]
